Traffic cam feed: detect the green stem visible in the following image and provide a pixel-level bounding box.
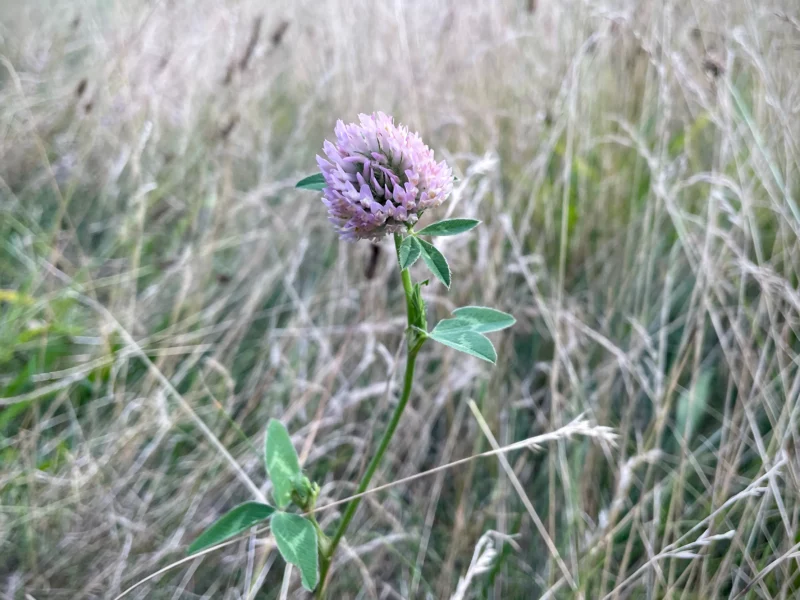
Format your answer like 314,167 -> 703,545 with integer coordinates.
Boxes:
397,238 -> 415,325
316,234 -> 422,596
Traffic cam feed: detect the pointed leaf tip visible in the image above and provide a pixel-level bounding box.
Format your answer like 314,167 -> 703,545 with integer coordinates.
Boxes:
188,502 -> 275,555
398,236 -> 422,270
296,173 -> 326,190
418,239 -> 451,288
417,218 -> 480,237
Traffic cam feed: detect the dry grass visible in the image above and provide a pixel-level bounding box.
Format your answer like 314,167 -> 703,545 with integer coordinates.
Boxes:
1,0 -> 800,598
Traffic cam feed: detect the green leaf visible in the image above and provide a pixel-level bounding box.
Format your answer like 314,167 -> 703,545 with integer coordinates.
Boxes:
451,306 -> 515,333
418,239 -> 451,288
675,370 -> 712,443
427,306 -> 514,363
417,218 -> 480,237
409,282 -> 427,331
271,512 -> 320,591
428,328 -> 497,363
188,502 -> 275,555
398,236 -> 422,270
265,419 -> 302,508
295,173 -> 326,190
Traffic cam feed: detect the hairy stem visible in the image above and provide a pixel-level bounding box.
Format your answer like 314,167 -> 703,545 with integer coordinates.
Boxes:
397,240 -> 415,324
316,234 -> 422,596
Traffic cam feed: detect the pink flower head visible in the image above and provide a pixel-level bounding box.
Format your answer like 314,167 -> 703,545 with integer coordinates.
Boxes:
316,112 -> 453,241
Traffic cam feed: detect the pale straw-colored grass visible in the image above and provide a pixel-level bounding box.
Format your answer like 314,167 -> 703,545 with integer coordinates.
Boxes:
1,0 -> 799,598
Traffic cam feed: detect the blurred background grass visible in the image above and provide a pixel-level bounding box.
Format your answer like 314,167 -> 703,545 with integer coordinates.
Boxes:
2,0 -> 800,598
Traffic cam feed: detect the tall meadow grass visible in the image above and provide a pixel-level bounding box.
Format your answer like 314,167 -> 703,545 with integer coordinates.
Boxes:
1,0 -> 799,597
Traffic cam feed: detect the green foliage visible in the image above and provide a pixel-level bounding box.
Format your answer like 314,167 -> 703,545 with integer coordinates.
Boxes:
417,218 -> 480,236
428,307 -> 515,364
417,239 -> 451,288
188,502 -> 275,555
429,327 -> 498,363
271,512 -> 320,591
451,306 -> 516,333
295,173 -> 326,190
398,236 -> 422,270
675,370 -> 712,445
5,14 -> 794,597
289,473 -> 320,512
265,419 -> 302,508
409,281 -> 428,332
